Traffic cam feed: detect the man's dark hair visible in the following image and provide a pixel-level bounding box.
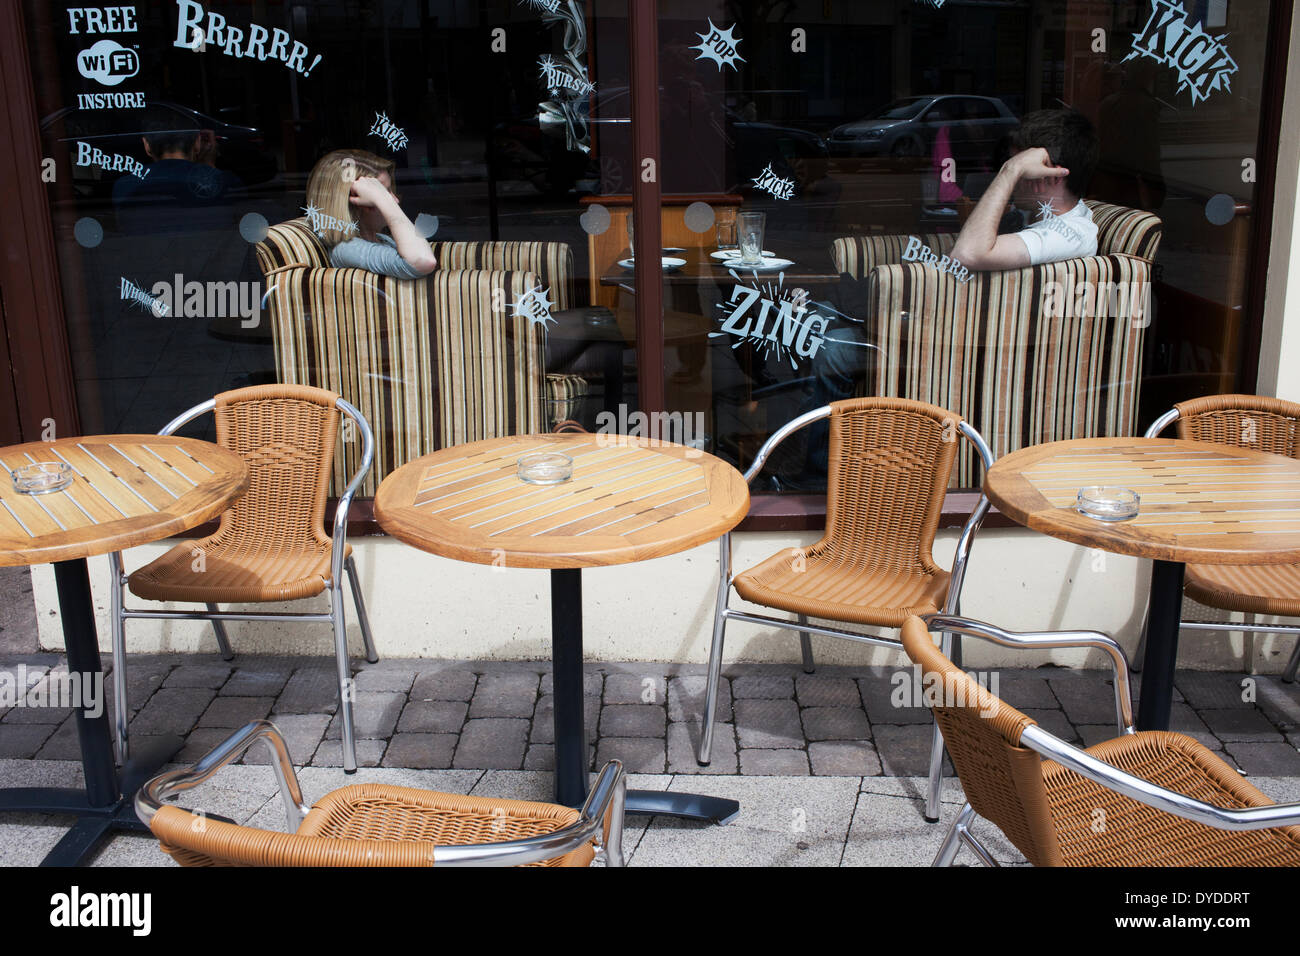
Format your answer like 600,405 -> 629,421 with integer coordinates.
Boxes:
142,113 -> 200,158
1012,109 -> 1099,197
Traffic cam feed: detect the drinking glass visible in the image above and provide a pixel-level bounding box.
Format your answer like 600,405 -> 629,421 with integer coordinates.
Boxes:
716,219 -> 737,252
738,212 -> 765,266
626,212 -> 634,257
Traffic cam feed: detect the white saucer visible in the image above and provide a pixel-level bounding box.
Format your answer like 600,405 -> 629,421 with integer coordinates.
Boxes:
619,257 -> 687,272
720,257 -> 796,272
711,249 -> 773,260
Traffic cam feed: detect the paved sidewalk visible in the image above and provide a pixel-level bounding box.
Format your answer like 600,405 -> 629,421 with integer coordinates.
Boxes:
2,651 -> 1297,777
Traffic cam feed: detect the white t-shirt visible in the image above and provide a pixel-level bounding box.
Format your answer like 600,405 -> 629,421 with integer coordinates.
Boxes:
1013,200 -> 1098,265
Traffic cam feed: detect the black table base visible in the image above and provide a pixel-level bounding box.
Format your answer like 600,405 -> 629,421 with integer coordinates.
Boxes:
0,560 -> 181,866
1136,559 -> 1186,731
550,568 -> 740,823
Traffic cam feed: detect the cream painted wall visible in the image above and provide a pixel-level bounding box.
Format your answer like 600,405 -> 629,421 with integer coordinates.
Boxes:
30,530 -> 1293,673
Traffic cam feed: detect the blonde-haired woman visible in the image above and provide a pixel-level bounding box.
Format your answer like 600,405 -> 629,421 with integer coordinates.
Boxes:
305,148 -> 437,278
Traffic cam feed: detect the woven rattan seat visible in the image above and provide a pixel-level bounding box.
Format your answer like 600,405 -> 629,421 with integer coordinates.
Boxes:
902,616 -> 1300,866
735,558 -> 949,626
130,536 -> 343,603
1144,393 -> 1300,681
151,786 -> 594,867
137,720 -> 627,867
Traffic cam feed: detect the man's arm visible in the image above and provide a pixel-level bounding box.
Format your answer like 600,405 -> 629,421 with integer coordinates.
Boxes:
950,147 -> 1069,271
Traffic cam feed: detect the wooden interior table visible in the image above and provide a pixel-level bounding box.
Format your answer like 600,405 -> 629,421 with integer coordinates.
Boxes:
375,433 -> 749,820
984,437 -> 1300,730
0,434 -> 247,865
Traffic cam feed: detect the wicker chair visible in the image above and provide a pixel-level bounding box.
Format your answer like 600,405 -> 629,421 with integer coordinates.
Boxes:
136,720 -> 626,866
1141,394 -> 1300,682
698,397 -> 994,824
109,385 -> 377,772
902,615 -> 1300,866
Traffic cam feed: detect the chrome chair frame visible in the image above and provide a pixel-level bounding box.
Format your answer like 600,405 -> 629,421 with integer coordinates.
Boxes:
136,720 -> 627,867
696,405 -> 995,825
109,396 -> 378,773
923,614 -> 1136,867
1139,407 -> 1300,682
922,615 -> 1300,867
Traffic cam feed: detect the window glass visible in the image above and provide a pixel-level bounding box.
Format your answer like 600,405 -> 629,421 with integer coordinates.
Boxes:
649,0 -> 1277,491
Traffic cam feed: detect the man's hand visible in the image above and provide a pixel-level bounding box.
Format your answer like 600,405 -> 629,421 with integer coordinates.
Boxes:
1008,147 -> 1069,196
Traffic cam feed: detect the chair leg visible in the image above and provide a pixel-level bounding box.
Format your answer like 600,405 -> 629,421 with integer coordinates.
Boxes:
932,802 -> 975,866
345,555 -> 379,664
1283,636 -> 1300,684
797,613 -> 815,674
329,582 -> 358,773
1243,615 -> 1256,675
697,600 -> 730,766
108,552 -> 129,765
206,605 -> 234,661
925,630 -> 956,823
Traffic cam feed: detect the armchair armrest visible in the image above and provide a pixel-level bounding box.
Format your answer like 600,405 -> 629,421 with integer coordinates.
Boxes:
136,719 -> 310,832
1020,724 -> 1300,831
923,613 -> 1134,735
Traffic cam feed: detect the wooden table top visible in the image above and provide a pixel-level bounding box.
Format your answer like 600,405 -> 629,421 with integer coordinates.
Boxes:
984,437 -> 1300,565
373,434 -> 750,569
0,435 -> 248,568
600,248 -> 842,287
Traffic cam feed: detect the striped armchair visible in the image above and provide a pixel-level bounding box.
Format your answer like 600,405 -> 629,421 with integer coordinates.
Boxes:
256,221 -> 553,495
831,201 -> 1163,486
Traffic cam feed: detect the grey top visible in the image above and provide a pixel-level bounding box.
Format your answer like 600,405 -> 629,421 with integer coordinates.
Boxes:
329,233 -> 426,280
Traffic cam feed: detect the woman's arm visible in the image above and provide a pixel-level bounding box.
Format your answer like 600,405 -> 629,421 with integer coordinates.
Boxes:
350,177 -> 438,275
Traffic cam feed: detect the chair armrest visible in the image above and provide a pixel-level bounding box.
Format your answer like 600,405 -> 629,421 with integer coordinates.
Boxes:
135,719 -> 310,832
331,397 -> 375,581
1145,408 -> 1179,438
431,761 -> 628,866
923,614 -> 1134,734
1020,724 -> 1300,831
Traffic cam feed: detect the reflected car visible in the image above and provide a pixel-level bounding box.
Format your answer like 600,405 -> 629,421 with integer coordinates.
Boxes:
827,95 -> 1017,160
40,101 -> 276,198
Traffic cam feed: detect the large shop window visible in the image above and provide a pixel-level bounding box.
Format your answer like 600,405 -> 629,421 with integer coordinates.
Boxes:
24,0 -> 1283,504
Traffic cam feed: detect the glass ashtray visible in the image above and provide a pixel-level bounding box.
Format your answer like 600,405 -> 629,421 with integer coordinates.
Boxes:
517,452 -> 573,485
1076,486 -> 1139,521
11,462 -> 73,495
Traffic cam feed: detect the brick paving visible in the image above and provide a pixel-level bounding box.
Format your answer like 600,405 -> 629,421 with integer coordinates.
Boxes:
0,651 -> 1296,778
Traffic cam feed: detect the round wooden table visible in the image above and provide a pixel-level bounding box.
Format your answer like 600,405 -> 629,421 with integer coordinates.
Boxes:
375,433 -> 749,819
0,434 -> 247,865
984,437 -> 1300,730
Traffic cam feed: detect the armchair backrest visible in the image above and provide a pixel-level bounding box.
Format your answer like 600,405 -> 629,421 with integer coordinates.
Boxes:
431,240 -> 575,310
829,200 -> 1162,279
255,218 -> 331,272
900,617 -> 1065,866
865,250 -> 1154,486
263,265 -> 546,496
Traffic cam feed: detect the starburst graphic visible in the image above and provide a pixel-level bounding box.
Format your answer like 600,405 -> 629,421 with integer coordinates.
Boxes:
1035,200 -> 1058,221
709,269 -> 829,370
690,19 -> 745,72
512,284 -> 557,332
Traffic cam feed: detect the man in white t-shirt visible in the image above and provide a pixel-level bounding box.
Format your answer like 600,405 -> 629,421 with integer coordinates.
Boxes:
950,109 -> 1101,269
